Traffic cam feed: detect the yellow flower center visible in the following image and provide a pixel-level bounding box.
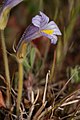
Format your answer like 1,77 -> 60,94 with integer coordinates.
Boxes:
41,29 -> 54,35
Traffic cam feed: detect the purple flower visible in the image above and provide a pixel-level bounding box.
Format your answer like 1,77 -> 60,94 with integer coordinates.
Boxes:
0,0 -> 23,29
2,0 -> 23,8
16,11 -> 61,51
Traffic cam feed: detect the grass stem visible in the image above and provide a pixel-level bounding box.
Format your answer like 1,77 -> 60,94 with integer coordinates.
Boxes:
49,48 -> 56,82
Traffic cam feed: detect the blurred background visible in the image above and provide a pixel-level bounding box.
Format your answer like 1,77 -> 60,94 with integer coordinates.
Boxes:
1,0 -> 80,81
0,0 -> 80,119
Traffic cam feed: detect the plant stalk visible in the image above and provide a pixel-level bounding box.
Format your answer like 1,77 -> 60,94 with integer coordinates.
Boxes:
1,30 -> 11,108
49,48 -> 56,82
17,62 -> 23,115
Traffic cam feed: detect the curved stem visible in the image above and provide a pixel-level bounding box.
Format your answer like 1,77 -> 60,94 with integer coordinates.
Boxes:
1,30 -> 11,108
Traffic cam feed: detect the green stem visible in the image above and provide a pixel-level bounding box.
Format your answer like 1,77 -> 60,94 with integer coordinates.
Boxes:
17,62 -> 23,115
1,30 -> 11,108
49,48 -> 56,82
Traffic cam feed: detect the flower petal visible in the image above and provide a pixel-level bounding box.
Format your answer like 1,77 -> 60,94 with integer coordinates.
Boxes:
50,35 -> 57,44
39,11 -> 49,28
39,11 -> 49,23
3,0 -> 23,8
16,24 -> 41,51
45,21 -> 62,35
21,25 -> 40,40
53,29 -> 61,35
41,31 -> 58,44
32,15 -> 41,27
32,11 -> 49,28
41,31 -> 53,39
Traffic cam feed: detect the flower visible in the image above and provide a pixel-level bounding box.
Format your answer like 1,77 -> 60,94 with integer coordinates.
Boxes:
32,11 -> 62,43
16,11 -> 61,51
0,0 -> 23,30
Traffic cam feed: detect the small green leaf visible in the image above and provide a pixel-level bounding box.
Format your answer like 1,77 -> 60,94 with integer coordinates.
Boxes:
23,58 -> 31,72
71,66 -> 80,83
